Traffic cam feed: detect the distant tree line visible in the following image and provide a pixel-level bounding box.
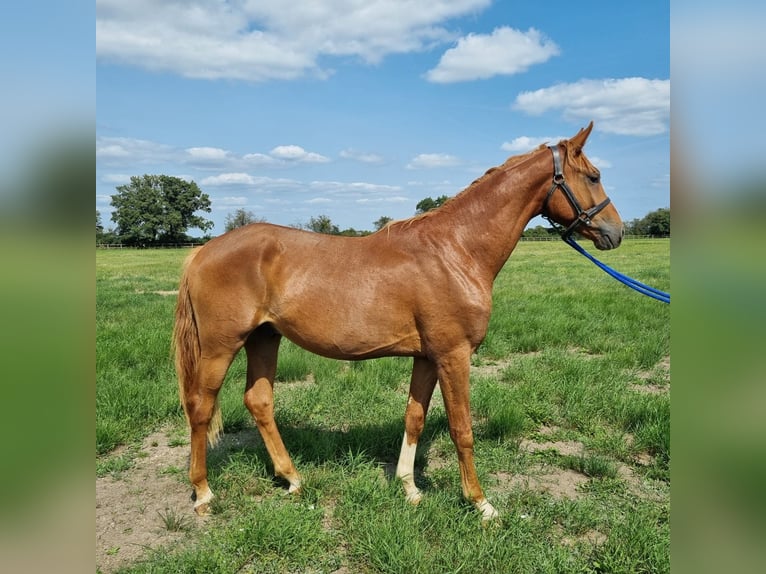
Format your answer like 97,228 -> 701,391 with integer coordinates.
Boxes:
519,207 -> 670,239
221,210 -> 393,237
624,207 -> 670,237
224,208 -> 265,231
97,178 -> 669,244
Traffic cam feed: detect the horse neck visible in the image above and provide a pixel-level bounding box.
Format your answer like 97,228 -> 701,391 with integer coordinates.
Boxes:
425,148 -> 552,280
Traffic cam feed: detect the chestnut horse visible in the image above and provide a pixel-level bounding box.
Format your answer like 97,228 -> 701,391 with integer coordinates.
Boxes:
173,122 -> 623,520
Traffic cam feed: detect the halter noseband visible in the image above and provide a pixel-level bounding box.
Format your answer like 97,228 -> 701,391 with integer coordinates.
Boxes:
542,145 -> 611,240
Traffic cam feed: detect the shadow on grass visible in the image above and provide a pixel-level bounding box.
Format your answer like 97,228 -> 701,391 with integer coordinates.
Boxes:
205,412 -> 452,495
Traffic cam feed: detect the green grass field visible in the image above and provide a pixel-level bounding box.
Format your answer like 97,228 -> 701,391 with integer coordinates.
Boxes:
97,239 -> 669,573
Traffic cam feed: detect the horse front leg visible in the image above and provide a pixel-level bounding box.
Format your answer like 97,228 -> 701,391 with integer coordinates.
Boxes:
396,357 -> 438,504
437,349 -> 499,521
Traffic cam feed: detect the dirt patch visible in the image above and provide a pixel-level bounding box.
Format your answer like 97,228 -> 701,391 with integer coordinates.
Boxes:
493,466 -> 589,500
515,429 -> 661,500
633,355 -> 670,394
496,427 -> 650,501
623,433 -> 655,467
630,382 -> 669,395
279,372 -> 316,390
470,352 -> 541,379
616,461 -> 667,502
536,424 -> 560,437
566,346 -> 605,359
554,524 -> 607,547
633,451 -> 654,466
519,438 -> 585,457
96,429 -> 201,573
470,359 -> 513,379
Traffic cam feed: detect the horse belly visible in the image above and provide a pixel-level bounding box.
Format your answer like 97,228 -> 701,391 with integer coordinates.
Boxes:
272,296 -> 422,360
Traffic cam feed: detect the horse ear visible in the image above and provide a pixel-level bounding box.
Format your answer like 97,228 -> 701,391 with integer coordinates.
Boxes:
569,121 -> 594,156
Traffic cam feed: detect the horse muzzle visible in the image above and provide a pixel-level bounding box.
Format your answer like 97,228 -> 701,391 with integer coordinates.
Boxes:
589,221 -> 624,251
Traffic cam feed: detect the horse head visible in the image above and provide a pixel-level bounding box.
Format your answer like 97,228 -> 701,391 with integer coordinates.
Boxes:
543,122 -> 624,250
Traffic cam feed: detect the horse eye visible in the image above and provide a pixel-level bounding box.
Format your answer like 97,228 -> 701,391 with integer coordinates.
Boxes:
588,174 -> 600,184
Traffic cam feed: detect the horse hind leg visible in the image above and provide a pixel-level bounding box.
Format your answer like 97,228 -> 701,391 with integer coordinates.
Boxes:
244,325 -> 302,494
396,357 -> 438,505
186,352 -> 237,515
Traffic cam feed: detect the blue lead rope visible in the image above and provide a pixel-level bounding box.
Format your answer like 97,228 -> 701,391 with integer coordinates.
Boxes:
563,237 -> 670,304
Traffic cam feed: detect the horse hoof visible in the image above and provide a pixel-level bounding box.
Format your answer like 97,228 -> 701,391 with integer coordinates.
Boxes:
287,483 -> 302,496
481,512 -> 500,524
405,491 -> 423,506
476,499 -> 499,522
194,502 -> 211,516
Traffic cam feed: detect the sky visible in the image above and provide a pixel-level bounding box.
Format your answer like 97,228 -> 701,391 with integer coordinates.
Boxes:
96,0 -> 670,235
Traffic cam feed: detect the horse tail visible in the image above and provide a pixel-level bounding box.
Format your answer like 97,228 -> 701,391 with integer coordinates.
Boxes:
172,248 -> 223,447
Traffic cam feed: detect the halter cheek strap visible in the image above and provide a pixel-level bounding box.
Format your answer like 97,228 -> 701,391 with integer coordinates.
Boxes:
542,146 -> 611,240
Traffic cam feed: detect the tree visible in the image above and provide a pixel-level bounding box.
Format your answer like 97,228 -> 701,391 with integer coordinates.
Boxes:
628,208 -> 670,237
624,218 -> 641,236
373,216 -> 393,230
305,214 -> 340,235
110,175 -> 212,245
224,208 -> 263,232
96,209 -> 104,236
415,195 -> 450,214
338,227 -> 369,237
641,207 -> 670,237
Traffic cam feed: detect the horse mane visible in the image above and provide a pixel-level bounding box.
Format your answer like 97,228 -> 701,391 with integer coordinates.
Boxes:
383,142 -> 551,232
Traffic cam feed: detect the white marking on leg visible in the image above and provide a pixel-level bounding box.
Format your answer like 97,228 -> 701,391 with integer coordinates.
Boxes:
193,489 -> 214,515
395,431 -> 422,504
475,498 -> 499,521
287,478 -> 302,494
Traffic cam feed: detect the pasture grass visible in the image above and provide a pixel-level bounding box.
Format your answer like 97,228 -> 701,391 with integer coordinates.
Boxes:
157,507 -> 194,533
96,239 -> 670,573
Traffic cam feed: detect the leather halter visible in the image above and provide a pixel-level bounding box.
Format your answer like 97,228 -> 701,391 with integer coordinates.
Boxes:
542,145 -> 611,240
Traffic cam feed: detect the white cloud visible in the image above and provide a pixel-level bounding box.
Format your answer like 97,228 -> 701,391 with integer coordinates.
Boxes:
426,27 -> 559,83
340,148 -> 385,164
407,153 -> 461,169
186,146 -> 230,160
199,173 -> 302,190
304,180 -> 406,206
97,0 -> 491,82
589,157 -> 612,169
243,152 -> 278,165
310,181 -> 402,193
100,173 -> 133,184
96,143 -> 129,158
270,145 -> 330,163
513,77 -> 670,136
651,173 -> 670,188
217,196 -> 249,206
356,196 -> 409,204
201,172 -> 257,186
97,135 -> 333,171
500,137 -> 612,168
96,136 -> 174,163
185,146 -> 233,168
501,135 -> 565,153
